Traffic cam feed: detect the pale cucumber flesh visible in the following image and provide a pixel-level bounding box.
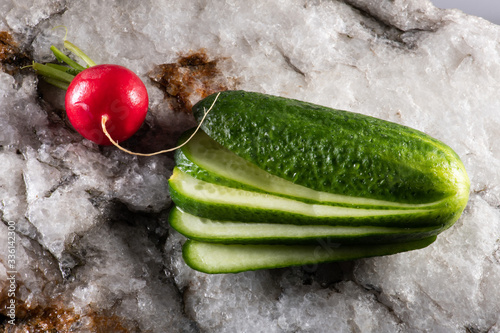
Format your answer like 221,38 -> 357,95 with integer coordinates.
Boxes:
182,236 -> 437,274
169,167 -> 460,229
169,207 -> 440,244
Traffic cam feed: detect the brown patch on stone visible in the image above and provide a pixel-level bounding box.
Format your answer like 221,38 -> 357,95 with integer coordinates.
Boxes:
0,32 -> 18,61
0,31 -> 29,74
149,49 -> 233,113
7,305 -> 82,332
1,301 -> 133,332
1,280 -> 132,333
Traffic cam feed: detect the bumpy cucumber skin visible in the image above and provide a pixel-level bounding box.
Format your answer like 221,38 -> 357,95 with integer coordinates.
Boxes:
169,207 -> 441,245
176,130 -> 460,213
192,91 -> 469,211
182,236 -> 437,274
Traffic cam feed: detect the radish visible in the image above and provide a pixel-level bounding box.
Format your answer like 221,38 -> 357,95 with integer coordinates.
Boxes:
33,36 -> 149,146
33,31 -> 218,153
65,64 -> 148,145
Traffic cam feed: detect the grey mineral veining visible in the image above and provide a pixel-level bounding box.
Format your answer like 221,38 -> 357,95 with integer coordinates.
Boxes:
1,0 -> 499,332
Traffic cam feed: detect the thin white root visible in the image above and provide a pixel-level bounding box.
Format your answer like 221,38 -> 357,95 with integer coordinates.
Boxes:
101,92 -> 221,156
52,25 -> 69,40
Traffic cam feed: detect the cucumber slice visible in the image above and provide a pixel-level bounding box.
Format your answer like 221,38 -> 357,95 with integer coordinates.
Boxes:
175,130 -> 449,210
169,167 -> 461,229
169,207 -> 441,245
182,236 -> 437,274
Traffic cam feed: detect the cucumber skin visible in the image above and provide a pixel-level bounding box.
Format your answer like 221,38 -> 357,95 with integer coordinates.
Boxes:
176,131 -> 458,210
169,207 -> 441,245
182,236 -> 437,274
168,168 -> 460,229
192,90 -> 469,209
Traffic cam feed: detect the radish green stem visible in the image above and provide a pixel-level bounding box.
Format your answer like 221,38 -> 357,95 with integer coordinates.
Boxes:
41,77 -> 70,90
50,45 -> 86,71
45,63 -> 72,71
45,63 -> 80,75
64,40 -> 97,67
33,62 -> 75,84
33,33 -> 98,90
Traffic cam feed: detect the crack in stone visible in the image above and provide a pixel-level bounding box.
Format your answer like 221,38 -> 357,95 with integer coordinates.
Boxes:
342,0 -> 433,32
414,281 -> 458,324
352,278 -> 406,328
477,192 -> 500,212
340,0 -> 436,50
102,202 -> 202,332
492,238 -> 500,265
279,50 -> 306,77
465,324 -> 493,333
17,2 -> 69,46
179,285 -> 203,333
47,174 -> 80,200
162,235 -> 203,333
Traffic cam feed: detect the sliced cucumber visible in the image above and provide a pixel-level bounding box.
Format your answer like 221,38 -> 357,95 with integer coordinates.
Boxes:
169,167 -> 460,229
182,236 -> 437,274
169,207 -> 440,244
167,91 -> 470,273
175,130 -> 451,210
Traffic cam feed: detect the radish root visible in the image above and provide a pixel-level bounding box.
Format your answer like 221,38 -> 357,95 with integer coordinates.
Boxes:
52,25 -> 69,40
102,92 -> 221,156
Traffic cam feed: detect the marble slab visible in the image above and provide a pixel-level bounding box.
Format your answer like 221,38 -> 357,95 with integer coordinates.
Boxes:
0,0 -> 499,332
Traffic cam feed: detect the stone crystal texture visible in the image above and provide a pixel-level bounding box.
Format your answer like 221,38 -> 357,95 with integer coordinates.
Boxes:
0,0 -> 499,332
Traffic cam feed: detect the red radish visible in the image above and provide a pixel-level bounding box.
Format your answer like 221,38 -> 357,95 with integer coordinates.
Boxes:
33,35 -> 215,155
65,64 -> 148,145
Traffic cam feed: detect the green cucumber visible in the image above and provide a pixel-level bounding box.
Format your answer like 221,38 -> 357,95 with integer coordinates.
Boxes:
168,90 -> 470,273
169,207 -> 441,245
182,236 -> 437,274
169,168 -> 459,229
192,91 -> 469,210
175,129 -> 458,210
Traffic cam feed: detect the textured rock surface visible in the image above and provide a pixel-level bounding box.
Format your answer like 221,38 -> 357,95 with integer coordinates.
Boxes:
1,0 -> 499,332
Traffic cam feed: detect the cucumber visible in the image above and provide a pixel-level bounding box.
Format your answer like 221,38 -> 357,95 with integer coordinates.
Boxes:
182,236 -> 437,274
167,90 -> 470,273
169,167 -> 459,229
192,91 -> 469,209
169,207 -> 441,245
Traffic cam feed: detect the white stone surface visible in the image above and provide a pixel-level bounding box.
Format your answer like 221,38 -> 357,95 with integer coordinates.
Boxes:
0,0 -> 499,332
